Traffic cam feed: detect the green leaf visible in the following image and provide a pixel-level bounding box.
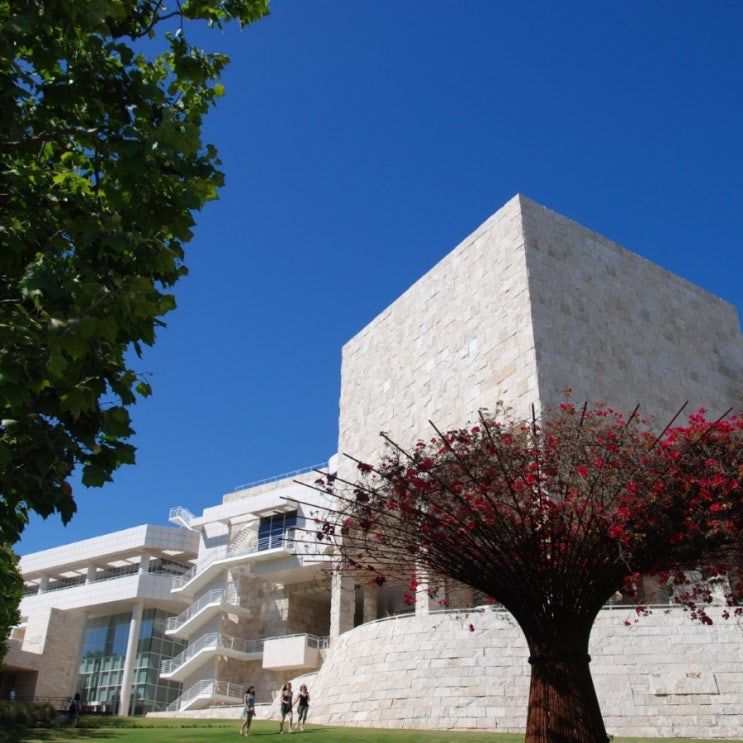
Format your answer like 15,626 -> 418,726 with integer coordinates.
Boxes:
0,0 -> 269,647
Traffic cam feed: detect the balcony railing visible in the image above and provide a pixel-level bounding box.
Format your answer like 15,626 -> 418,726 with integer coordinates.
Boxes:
161,632 -> 264,675
171,529 -> 297,591
165,585 -> 249,634
23,562 -> 191,597
264,632 -> 330,649
233,461 -> 329,492
166,678 -> 244,712
168,506 -> 195,527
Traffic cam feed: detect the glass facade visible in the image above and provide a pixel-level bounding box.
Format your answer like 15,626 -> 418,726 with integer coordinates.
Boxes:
77,609 -> 185,715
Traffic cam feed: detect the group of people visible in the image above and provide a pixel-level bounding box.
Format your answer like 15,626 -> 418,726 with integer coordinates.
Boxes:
240,682 -> 310,736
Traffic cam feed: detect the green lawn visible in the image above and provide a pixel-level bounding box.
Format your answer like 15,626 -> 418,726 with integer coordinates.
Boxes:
8,717 -> 741,743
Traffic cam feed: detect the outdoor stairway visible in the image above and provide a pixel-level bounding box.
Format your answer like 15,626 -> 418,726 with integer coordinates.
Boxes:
166,679 -> 244,712
164,585 -> 250,638
160,632 -> 264,680
170,527 -> 295,596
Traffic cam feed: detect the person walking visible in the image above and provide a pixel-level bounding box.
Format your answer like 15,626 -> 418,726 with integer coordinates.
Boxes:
296,684 -> 310,731
68,693 -> 81,727
278,681 -> 294,734
240,685 -> 256,736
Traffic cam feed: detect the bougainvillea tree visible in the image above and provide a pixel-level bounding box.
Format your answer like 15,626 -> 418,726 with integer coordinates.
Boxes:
310,400 -> 743,743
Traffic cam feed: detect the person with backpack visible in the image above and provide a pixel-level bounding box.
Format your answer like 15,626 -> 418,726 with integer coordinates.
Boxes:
68,693 -> 81,727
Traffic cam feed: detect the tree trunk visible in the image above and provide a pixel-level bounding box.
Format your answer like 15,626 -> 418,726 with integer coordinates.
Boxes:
524,629 -> 608,743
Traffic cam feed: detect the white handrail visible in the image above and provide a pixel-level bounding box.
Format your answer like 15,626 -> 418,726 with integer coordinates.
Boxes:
171,529 -> 299,590
168,506 -> 195,525
233,462 -> 330,492
161,632 -> 265,674
166,678 -> 244,712
166,584 -> 248,633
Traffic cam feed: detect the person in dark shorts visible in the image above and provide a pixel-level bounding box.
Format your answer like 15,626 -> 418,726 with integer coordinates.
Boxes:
279,681 -> 294,734
296,684 -> 310,731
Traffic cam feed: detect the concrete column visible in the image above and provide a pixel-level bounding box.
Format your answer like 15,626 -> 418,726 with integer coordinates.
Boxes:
38,575 -> 48,593
118,601 -> 143,716
415,565 -> 445,616
362,583 -> 378,623
86,566 -> 97,583
329,568 -> 355,642
139,553 -> 150,574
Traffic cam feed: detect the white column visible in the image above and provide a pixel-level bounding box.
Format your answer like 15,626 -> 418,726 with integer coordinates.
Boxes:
329,567 -> 355,642
118,602 -> 143,716
362,582 -> 378,623
415,564 -> 445,616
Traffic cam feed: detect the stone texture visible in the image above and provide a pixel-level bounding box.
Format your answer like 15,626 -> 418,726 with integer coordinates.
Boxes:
330,194 -> 743,737
338,194 -> 743,474
288,607 -> 742,739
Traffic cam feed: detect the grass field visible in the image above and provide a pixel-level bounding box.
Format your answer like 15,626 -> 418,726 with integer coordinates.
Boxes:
6,717 -> 740,743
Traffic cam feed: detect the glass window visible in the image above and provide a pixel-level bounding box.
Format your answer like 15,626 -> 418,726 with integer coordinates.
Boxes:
77,609 -> 185,715
257,511 -> 297,550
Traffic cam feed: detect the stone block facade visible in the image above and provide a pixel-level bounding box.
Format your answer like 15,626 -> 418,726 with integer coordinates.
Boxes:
339,194 -> 743,472
328,195 -> 743,737
291,607 -> 742,739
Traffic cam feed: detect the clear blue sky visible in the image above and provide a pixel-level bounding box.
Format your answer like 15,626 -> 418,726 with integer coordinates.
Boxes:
18,0 -> 743,555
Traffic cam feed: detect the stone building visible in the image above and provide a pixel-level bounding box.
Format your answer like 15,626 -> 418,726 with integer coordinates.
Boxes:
2,525 -> 199,714
321,194 -> 743,739
4,195 -> 742,736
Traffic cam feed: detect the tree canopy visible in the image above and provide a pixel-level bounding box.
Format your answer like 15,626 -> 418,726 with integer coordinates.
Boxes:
313,399 -> 743,743
0,0 -> 270,546
0,545 -> 21,665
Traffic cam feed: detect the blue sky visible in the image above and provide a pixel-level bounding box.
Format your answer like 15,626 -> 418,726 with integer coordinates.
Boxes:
18,1 -> 743,555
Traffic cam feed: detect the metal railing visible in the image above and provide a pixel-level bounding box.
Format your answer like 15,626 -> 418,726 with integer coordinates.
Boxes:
23,561 -> 191,597
171,529 -> 296,590
161,632 -> 264,675
263,632 -> 330,650
166,679 -> 244,713
233,462 -> 330,492
165,585 -> 248,633
168,506 -> 195,526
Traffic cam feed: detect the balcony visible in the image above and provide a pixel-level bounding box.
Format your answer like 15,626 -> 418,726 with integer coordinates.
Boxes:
262,633 -> 329,671
170,530 -> 294,595
168,506 -> 195,529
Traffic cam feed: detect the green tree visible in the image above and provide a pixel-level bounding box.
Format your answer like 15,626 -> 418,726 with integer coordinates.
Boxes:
0,544 -> 21,665
315,401 -> 743,743
0,0 -> 270,546
0,0 -> 269,654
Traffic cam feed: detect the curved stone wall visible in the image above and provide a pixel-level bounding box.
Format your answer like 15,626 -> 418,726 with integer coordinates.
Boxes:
286,606 -> 742,739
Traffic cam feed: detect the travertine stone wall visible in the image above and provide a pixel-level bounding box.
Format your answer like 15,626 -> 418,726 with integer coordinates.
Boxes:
338,195 -> 537,471
338,194 -> 743,472
330,195 -> 743,738
30,607 -> 86,699
290,608 -> 742,739
286,587 -> 330,637
519,196 -> 743,422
